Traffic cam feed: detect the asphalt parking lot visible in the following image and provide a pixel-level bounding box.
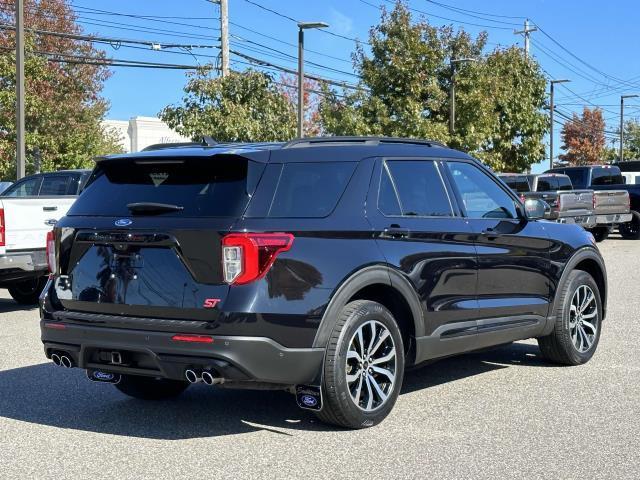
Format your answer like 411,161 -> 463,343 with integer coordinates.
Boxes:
0,236 -> 638,480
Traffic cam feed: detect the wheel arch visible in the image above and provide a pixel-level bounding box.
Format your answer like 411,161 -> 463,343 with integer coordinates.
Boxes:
312,265 -> 424,364
552,247 -> 607,322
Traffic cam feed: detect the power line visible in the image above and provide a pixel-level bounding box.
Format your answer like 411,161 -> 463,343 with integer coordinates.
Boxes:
241,0 -> 371,45
422,0 -> 527,21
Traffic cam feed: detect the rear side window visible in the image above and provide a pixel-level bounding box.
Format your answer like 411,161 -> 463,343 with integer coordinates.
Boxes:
68,156 -> 262,217
556,176 -> 573,191
536,176 -> 556,192
379,160 -> 453,217
592,167 -> 623,185
268,162 -> 355,218
2,176 -> 42,197
40,174 -> 73,196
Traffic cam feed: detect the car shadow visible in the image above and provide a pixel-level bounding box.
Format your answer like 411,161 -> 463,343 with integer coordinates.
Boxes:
0,297 -> 38,314
0,342 -> 549,439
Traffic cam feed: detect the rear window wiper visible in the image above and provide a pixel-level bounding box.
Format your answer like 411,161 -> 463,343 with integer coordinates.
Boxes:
127,202 -> 184,214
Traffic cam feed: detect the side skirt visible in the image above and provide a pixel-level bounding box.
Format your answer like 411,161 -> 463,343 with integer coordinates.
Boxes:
413,315 -> 548,364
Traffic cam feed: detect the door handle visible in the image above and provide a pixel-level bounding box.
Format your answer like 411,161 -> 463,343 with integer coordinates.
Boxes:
44,219 -> 57,226
43,206 -> 58,211
481,228 -> 500,239
382,227 -> 410,239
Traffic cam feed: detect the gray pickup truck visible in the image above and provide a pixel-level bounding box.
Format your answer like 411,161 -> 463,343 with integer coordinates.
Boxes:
546,166 -> 632,241
498,173 -> 596,228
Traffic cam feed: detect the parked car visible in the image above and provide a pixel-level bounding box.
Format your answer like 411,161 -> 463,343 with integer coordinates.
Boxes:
0,181 -> 12,194
498,173 -> 596,228
546,165 -> 633,241
41,137 -> 607,429
0,169 -> 90,304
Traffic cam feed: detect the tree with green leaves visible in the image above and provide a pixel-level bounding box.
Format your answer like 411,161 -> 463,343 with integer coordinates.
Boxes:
160,69 -> 296,142
623,118 -> 640,160
0,0 -> 122,180
319,1 -> 548,172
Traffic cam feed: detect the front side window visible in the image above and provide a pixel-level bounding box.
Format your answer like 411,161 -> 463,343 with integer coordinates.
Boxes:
446,162 -> 517,219
1,176 -> 42,197
378,160 -> 453,217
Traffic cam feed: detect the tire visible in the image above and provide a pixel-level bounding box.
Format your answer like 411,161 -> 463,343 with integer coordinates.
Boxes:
115,375 -> 190,400
619,210 -> 640,240
8,277 -> 48,305
589,227 -> 609,243
538,270 -> 602,365
315,300 -> 405,429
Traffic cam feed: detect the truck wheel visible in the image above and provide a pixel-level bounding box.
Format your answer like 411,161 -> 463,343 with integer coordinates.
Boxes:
315,300 -> 405,429
115,375 -> 190,400
619,211 -> 640,240
538,270 -> 602,366
589,227 -> 609,243
8,277 -> 48,305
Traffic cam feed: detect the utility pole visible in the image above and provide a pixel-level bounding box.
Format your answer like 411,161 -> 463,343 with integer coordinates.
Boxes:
621,94 -> 639,162
514,19 -> 537,59
15,0 -> 25,180
220,0 -> 229,76
297,22 -> 328,138
449,58 -> 477,136
549,79 -> 570,169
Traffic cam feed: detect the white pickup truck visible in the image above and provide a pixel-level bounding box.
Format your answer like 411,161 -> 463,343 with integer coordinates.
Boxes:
0,169 -> 90,304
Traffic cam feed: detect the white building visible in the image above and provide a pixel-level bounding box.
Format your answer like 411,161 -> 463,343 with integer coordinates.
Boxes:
103,116 -> 190,153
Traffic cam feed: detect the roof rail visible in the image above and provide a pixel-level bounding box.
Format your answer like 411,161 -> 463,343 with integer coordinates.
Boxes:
141,136 -> 217,152
282,136 -> 448,149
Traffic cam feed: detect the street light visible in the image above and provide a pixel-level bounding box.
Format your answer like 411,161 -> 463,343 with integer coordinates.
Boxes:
620,94 -> 639,162
449,57 -> 477,136
297,21 -> 329,138
549,79 -> 570,169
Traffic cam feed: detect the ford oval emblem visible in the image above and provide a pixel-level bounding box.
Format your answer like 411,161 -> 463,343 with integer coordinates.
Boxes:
115,218 -> 132,227
301,395 -> 318,407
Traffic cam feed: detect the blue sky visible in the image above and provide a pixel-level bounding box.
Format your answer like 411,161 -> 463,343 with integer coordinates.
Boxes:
71,0 -> 640,171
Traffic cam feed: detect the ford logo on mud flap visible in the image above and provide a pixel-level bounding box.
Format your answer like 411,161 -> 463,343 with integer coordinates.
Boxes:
301,395 -> 318,407
115,218 -> 132,227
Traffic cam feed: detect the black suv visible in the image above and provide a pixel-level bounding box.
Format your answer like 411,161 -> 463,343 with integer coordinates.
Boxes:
40,137 -> 607,429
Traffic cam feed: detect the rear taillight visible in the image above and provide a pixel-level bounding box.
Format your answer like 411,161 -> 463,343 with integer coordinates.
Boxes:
222,233 -> 294,285
0,208 -> 4,247
46,230 -> 56,274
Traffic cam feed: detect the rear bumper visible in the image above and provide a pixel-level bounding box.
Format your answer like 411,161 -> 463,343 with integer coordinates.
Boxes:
0,249 -> 47,283
40,320 -> 324,386
594,213 -> 632,226
557,214 -> 597,227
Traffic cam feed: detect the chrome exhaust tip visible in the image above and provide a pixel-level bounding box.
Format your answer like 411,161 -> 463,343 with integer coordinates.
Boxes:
51,353 -> 61,366
184,369 -> 200,384
60,355 -> 73,368
201,371 -> 214,385
201,371 -> 223,386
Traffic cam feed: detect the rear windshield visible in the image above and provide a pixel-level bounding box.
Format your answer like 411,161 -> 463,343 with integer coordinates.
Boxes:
68,156 -> 264,217
500,176 -> 530,193
556,176 -> 573,190
592,167 -> 624,185
268,162 -> 356,218
536,176 -> 555,192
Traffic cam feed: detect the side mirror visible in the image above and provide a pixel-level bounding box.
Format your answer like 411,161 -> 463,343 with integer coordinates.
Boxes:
524,198 -> 549,220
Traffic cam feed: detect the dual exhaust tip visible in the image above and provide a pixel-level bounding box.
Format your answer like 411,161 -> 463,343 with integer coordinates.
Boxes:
185,369 -> 223,386
51,353 -> 73,368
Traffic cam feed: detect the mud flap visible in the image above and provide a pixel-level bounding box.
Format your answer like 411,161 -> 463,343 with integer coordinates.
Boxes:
295,385 -> 323,411
86,369 -> 121,384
